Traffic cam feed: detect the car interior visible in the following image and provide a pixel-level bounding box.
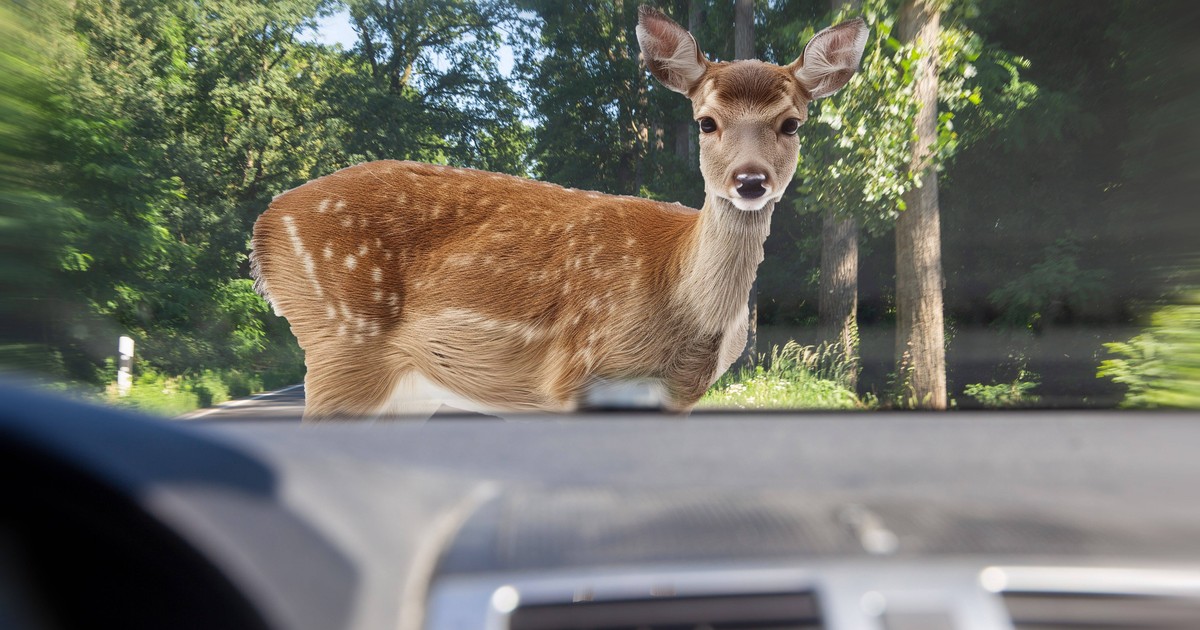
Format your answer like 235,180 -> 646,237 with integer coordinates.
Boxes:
4,382 -> 1200,630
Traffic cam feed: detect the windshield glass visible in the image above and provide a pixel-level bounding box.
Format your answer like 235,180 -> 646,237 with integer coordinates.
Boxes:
2,0 -> 1196,419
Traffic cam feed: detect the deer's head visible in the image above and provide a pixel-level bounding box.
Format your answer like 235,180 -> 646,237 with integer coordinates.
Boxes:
636,6 -> 867,211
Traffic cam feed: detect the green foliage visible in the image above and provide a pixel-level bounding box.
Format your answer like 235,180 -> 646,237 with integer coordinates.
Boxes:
8,0 -> 532,398
699,341 -> 865,410
789,0 -> 920,227
517,2 -> 657,197
104,366 -> 270,416
337,0 -> 531,172
988,236 -> 1107,330
1098,290 -> 1200,408
785,0 -> 1019,230
963,368 -> 1040,407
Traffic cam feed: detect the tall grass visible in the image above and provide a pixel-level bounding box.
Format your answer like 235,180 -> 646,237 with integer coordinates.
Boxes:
698,341 -> 866,410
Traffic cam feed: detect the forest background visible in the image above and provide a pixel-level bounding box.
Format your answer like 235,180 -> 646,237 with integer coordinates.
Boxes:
1,0 -> 1196,412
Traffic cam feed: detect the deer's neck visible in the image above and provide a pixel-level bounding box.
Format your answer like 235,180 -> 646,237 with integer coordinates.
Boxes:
675,194 -> 774,333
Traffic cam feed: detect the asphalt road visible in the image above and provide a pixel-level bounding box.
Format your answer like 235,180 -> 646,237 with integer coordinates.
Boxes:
178,384 -> 306,421
176,384 -> 497,421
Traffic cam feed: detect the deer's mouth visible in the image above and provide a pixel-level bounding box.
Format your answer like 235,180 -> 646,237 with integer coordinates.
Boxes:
726,185 -> 775,211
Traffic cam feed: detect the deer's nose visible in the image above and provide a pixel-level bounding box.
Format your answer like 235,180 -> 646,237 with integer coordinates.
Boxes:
734,172 -> 768,199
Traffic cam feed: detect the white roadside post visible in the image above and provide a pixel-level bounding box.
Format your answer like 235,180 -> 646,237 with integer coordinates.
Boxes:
117,335 -> 134,397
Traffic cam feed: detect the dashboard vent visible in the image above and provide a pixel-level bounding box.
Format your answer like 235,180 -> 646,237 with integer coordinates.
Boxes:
1003,591 -> 1200,629
508,591 -> 822,630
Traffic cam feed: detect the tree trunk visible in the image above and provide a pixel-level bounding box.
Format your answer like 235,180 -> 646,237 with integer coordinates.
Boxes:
895,0 -> 947,409
734,0 -> 758,368
687,0 -> 702,165
819,0 -> 862,389
734,0 -> 754,59
819,214 -> 859,388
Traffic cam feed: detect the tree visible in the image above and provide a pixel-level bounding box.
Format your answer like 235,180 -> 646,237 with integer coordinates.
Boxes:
517,1 -> 648,194
775,0 -> 923,390
0,0 -> 91,379
817,0 -> 862,389
337,0 -> 530,173
895,0 -> 946,408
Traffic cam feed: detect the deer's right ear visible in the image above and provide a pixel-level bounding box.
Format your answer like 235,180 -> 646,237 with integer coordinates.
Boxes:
637,5 -> 708,95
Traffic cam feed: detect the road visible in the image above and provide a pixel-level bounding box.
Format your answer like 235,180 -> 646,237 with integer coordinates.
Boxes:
178,384 -> 306,421
176,384 -> 496,421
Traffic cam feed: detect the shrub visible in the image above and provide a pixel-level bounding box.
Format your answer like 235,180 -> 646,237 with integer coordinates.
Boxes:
963,368 -> 1041,408
1098,290 -> 1200,408
699,341 -> 864,410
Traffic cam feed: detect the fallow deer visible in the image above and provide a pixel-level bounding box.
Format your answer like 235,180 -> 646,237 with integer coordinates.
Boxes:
250,6 -> 867,419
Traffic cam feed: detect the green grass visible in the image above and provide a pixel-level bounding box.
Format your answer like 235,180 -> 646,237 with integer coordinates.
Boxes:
103,367 -> 271,417
698,341 -> 866,410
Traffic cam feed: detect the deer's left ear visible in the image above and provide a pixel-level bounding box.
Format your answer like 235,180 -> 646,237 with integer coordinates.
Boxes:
790,18 -> 868,100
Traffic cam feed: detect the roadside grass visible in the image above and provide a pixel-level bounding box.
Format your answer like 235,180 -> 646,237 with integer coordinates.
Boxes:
97,367 -> 278,416
698,340 -> 867,410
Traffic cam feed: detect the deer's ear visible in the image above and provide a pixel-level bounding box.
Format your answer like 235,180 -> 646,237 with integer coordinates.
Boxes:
790,18 -> 868,100
636,5 -> 708,95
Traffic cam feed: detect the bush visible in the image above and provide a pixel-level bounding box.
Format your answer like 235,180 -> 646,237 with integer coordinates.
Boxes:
106,366 -> 277,416
1098,290 -> 1200,408
963,368 -> 1041,408
698,341 -> 865,410
108,367 -> 201,417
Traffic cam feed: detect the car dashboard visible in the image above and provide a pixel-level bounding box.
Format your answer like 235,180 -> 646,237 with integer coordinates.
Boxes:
3,382 -> 1200,630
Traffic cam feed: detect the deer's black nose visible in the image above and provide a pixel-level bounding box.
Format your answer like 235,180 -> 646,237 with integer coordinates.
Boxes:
735,173 -> 768,199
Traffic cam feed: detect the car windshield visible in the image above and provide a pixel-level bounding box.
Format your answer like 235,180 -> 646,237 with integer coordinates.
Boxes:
1,0 -> 1196,419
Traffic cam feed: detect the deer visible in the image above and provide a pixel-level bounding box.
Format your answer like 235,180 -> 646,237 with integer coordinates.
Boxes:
250,6 -> 867,420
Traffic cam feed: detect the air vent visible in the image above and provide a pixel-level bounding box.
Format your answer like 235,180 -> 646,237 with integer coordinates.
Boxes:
508,591 -> 822,630
1003,591 -> 1200,629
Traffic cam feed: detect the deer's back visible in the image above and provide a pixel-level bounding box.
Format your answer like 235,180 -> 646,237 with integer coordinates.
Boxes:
251,160 -> 698,351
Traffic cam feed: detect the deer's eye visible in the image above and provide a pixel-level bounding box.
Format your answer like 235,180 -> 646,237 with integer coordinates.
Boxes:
781,118 -> 802,135
698,117 -> 718,134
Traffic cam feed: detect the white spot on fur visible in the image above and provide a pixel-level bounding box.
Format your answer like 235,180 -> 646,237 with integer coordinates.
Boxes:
372,289 -> 382,302
281,216 -> 302,254
323,245 -> 333,260
334,200 -> 347,212
281,217 -> 324,298
345,255 -> 357,270
372,267 -> 382,283
446,253 -> 473,267
317,200 -> 331,213
340,216 -> 353,228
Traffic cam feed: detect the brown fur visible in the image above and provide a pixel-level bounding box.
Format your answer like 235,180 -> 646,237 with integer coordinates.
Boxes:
250,8 -> 866,419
